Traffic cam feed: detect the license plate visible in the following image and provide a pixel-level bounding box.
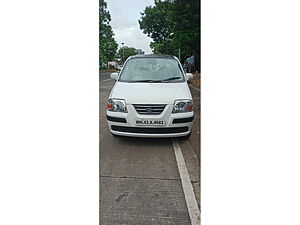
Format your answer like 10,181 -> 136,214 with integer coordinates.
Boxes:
136,120 -> 165,126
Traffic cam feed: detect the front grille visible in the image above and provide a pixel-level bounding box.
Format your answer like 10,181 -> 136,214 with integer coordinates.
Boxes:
133,104 -> 166,115
111,125 -> 188,134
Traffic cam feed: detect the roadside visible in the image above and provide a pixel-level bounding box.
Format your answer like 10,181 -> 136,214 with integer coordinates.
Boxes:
185,73 -> 201,211
100,69 -> 117,73
187,73 -> 201,161
189,73 -> 201,89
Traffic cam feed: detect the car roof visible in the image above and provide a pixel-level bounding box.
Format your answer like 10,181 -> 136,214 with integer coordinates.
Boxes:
130,54 -> 175,59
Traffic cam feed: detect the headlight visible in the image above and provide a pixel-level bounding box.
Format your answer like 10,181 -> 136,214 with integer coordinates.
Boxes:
107,99 -> 127,113
172,99 -> 193,113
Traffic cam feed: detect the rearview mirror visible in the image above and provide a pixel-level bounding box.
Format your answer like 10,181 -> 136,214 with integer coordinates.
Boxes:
186,73 -> 193,81
110,72 -> 119,80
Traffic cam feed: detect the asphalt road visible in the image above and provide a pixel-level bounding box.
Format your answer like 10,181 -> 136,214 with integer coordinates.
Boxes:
100,72 -> 200,225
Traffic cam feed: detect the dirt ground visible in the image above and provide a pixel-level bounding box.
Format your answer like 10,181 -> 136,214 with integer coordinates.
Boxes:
189,73 -> 201,89
100,69 -> 117,73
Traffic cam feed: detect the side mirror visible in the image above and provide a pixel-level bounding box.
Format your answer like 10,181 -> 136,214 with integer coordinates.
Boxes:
110,72 -> 119,80
186,73 -> 193,81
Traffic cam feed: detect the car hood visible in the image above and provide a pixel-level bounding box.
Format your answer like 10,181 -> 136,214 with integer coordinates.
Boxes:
110,82 -> 192,104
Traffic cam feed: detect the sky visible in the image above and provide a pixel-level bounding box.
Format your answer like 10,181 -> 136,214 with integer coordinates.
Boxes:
106,0 -> 155,54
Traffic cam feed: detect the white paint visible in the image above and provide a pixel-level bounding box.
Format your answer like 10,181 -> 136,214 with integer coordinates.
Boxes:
172,139 -> 201,225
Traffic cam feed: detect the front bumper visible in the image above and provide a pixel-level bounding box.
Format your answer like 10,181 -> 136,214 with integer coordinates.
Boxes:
106,104 -> 194,138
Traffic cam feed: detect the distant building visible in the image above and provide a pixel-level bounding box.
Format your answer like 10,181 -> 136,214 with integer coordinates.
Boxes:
135,49 -> 145,55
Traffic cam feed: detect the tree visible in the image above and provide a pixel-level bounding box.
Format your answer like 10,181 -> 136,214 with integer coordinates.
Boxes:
139,0 -> 200,71
171,0 -> 200,71
139,0 -> 173,43
117,47 -> 137,63
139,0 -> 175,55
99,0 -> 118,68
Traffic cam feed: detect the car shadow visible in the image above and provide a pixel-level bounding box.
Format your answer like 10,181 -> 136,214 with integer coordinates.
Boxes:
113,135 -> 173,146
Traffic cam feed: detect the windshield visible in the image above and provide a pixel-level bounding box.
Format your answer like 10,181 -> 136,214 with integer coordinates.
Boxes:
118,58 -> 185,83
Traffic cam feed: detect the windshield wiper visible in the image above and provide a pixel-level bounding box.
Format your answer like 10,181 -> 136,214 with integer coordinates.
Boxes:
130,79 -> 158,83
158,76 -> 183,82
129,77 -> 182,83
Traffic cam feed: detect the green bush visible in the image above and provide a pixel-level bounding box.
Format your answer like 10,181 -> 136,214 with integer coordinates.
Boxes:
99,65 -> 107,70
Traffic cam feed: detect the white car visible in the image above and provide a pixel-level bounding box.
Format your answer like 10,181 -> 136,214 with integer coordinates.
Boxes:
106,54 -> 194,138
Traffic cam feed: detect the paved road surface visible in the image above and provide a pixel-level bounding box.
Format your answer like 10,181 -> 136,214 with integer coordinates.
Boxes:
100,72 -> 200,225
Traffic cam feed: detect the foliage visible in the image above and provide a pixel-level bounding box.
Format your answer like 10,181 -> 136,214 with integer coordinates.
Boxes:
139,0 -> 200,71
99,0 -> 118,67
171,0 -> 200,70
100,65 -> 107,70
117,46 -> 138,63
139,0 -> 173,43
